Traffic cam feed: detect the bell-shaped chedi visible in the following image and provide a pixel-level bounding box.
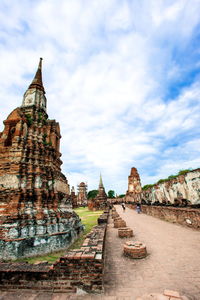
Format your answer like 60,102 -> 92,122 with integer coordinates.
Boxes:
126,167 -> 142,202
0,59 -> 82,260
88,174 -> 108,211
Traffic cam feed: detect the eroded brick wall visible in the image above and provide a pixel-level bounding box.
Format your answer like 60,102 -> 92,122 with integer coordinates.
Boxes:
129,204 -> 200,229
141,169 -> 200,206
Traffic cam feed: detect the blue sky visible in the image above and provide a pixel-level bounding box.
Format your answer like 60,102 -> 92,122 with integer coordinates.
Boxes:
0,0 -> 200,194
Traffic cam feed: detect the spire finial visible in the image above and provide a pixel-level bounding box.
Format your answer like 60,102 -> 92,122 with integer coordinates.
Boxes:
99,173 -> 103,187
39,57 -> 43,68
28,58 -> 45,93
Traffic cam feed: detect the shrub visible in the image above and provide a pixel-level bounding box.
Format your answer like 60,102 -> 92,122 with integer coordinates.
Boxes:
25,114 -> 33,126
178,169 -> 192,176
142,184 -> 154,190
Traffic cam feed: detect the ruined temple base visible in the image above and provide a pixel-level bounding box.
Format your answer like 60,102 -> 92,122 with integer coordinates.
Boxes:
0,209 -> 83,260
118,227 -> 133,238
114,218 -> 126,228
124,241 -> 147,259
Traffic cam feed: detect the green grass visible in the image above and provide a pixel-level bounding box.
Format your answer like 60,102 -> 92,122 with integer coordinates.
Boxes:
68,207 -> 103,250
15,207 -> 103,264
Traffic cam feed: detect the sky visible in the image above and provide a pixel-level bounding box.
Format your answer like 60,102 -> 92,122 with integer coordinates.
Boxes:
0,0 -> 200,194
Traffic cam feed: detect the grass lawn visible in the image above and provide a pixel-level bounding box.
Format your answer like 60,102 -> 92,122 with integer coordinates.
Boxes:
69,207 -> 103,250
16,207 -> 103,264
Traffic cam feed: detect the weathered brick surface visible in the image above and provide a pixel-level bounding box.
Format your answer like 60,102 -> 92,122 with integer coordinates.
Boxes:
126,167 -> 142,202
112,211 -> 119,219
0,60 -> 83,259
0,212 -> 108,293
132,205 -> 200,229
114,217 -> 126,228
98,210 -> 109,224
141,169 -> 200,206
77,182 -> 87,206
118,227 -> 133,238
123,241 -> 147,259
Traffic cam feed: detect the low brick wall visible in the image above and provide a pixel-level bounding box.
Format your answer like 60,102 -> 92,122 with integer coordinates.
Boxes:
129,204 -> 200,229
0,212 -> 109,293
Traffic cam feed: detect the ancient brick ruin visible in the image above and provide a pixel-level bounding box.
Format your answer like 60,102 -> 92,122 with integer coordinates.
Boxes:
126,167 -> 142,202
0,211 -> 109,293
70,186 -> 78,208
77,182 -> 87,206
125,167 -> 200,207
123,241 -> 147,259
88,174 -> 108,210
141,168 -> 200,207
0,59 -> 82,260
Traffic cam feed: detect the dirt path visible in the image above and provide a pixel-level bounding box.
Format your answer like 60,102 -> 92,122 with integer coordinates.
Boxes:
1,206 -> 199,299
103,205 -> 200,299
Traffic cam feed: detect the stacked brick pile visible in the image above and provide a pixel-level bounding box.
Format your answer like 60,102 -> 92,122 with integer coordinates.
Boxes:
98,210 -> 109,224
114,217 -> 126,228
124,241 -> 147,259
118,227 -> 133,238
112,211 -> 119,219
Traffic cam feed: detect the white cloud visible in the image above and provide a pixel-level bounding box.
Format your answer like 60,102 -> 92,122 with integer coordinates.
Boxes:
0,0 -> 200,193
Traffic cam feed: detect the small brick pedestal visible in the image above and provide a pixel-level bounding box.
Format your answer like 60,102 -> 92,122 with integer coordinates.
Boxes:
124,241 -> 147,259
114,218 -> 126,228
112,212 -> 119,219
118,227 -> 133,238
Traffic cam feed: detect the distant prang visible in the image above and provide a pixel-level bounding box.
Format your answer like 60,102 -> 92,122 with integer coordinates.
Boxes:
0,59 -> 83,259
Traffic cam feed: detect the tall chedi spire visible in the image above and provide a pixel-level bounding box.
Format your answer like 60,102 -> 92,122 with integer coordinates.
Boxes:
28,58 -> 45,92
22,58 -> 47,111
0,58 -> 83,260
88,173 -> 107,211
99,173 -> 104,188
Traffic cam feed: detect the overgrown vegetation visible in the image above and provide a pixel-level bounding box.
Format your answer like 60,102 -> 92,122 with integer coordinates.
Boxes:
42,133 -> 52,146
25,114 -> 33,126
142,184 -> 154,191
38,112 -> 43,121
68,207 -> 103,250
15,207 -> 102,264
142,168 -> 195,190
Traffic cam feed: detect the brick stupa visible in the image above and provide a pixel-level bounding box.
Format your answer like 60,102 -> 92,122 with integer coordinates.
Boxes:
88,174 -> 107,210
0,59 -> 82,259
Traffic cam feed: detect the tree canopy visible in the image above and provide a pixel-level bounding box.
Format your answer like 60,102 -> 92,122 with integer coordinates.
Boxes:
108,190 -> 115,198
118,194 -> 125,198
87,190 -> 98,199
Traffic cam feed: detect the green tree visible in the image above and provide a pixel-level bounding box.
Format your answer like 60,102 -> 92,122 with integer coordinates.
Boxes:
118,194 -> 125,198
108,190 -> 115,198
87,190 -> 98,199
